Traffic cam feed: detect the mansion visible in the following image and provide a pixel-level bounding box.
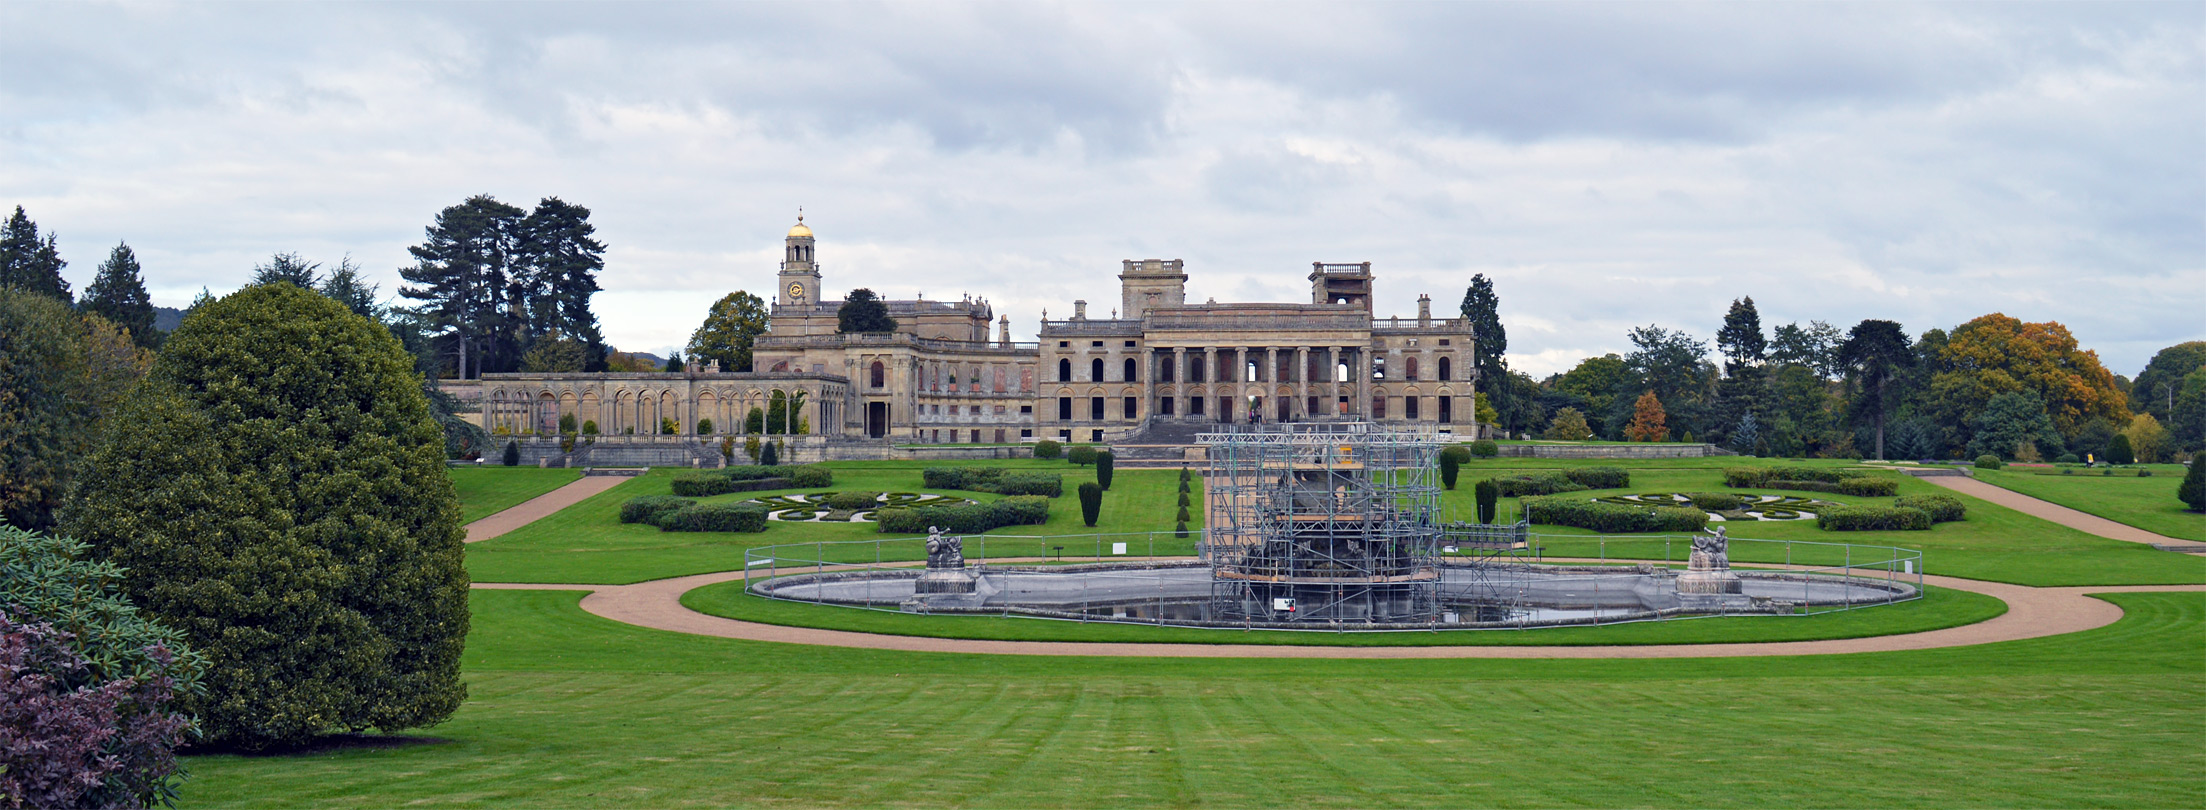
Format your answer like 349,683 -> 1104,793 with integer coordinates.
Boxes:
480,218 -> 1480,450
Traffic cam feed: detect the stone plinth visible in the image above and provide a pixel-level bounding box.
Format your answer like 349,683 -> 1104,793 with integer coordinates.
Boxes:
913,568 -> 979,594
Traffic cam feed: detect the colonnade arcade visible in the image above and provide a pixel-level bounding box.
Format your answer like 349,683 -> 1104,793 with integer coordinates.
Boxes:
480,375 -> 850,437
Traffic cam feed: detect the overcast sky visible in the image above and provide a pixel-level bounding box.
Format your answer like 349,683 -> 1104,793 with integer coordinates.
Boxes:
4,1 -> 2200,376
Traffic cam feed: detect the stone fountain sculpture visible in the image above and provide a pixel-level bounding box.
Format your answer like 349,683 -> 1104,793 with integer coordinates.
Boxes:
1676,525 -> 1745,597
913,526 -> 980,597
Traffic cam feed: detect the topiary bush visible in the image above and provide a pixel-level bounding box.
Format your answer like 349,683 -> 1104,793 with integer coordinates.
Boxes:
1175,521 -> 1189,539
1439,452 -> 1460,490
0,526 -> 201,809
2107,433 -> 2135,465
759,441 -> 780,466
60,282 -> 469,750
1975,455 -> 2002,470
1894,494 -> 1966,523
1468,440 -> 1499,458
1078,481 -> 1103,526
1521,496 -> 1708,533
621,495 -> 695,525
1564,466 -> 1630,490
788,465 -> 833,488
1096,451 -> 1115,491
2180,460 -> 2205,512
502,438 -> 520,466
1474,479 -> 1499,524
656,502 -> 768,533
582,419 -> 598,435
1685,492 -> 1744,511
1066,445 -> 1099,466
1817,505 -> 1932,531
1032,439 -> 1063,460
875,496 -> 1050,534
823,491 -> 882,510
1177,505 -> 1191,524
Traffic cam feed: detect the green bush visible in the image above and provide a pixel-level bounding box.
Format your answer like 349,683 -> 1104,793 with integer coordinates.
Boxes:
1686,492 -> 1744,511
1817,505 -> 1932,531
696,418 -> 713,435
1724,466 -> 1854,487
582,419 -> 598,435
1894,494 -> 1966,523
2055,453 -> 2080,464
875,496 -> 1050,534
2108,433 -> 2135,465
1096,451 -> 1115,490
2180,461 -> 2205,512
1175,521 -> 1189,539
1494,471 -> 1589,497
60,282 -> 468,750
1975,455 -> 2002,470
1468,440 -> 1500,458
922,467 -> 1061,496
1078,481 -> 1103,526
1564,466 -> 1630,490
669,472 -> 731,496
1180,467 -> 1192,482
502,439 -> 520,466
759,441 -> 779,466
789,465 -> 832,488
1066,445 -> 1099,466
0,289 -> 146,531
621,494 -> 695,525
823,491 -> 881,510
1836,477 -> 1900,497
1474,479 -> 1499,524
559,413 -> 577,433
1177,490 -> 1192,508
1032,439 -> 1063,459
1176,505 -> 1191,523
1522,496 -> 1708,533
1439,452 -> 1460,490
657,502 -> 768,533
1441,445 -> 1473,465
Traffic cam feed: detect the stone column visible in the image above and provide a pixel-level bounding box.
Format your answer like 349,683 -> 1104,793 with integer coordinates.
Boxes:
1295,347 -> 1309,418
1356,348 -> 1373,418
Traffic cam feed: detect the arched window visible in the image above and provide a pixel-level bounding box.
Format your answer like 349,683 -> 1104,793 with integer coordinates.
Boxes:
1438,357 -> 1452,381
1124,357 -> 1138,382
870,361 -> 886,388
1057,358 -> 1071,382
1406,357 -> 1420,381
1090,358 -> 1104,381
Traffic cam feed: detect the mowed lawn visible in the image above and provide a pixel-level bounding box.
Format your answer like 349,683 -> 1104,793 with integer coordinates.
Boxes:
1975,465 -> 2203,541
465,461 -> 1200,584
167,453 -> 2206,808
448,466 -> 585,524
177,589 -> 2206,808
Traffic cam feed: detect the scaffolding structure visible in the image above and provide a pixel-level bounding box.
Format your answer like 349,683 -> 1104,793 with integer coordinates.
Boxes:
1201,423 -> 1452,623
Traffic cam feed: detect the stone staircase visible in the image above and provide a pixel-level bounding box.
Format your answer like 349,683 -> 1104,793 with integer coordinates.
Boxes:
1109,417 -> 1222,469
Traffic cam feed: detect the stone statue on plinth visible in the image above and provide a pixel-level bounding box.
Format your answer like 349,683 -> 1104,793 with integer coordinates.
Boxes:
913,526 -> 979,597
1677,525 -> 1744,595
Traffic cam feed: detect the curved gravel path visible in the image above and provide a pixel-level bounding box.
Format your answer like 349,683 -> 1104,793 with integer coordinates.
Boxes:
1922,475 -> 2205,548
469,564 -> 2206,659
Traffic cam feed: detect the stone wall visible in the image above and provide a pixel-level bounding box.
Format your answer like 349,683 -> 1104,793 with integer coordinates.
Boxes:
1496,443 -> 1726,459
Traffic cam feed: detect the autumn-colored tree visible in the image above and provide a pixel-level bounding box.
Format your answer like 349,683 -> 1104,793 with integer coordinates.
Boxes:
1544,407 -> 1595,441
2123,414 -> 2169,464
1624,391 -> 1668,442
1927,314 -> 2129,446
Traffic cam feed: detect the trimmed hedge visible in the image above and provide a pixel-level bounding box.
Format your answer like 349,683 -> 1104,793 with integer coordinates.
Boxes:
1032,440 -> 1062,459
875,495 -> 1051,535
1725,467 -> 1896,496
1974,455 -> 2002,470
620,495 -> 695,525
1494,471 -> 1589,497
1836,477 -> 1900,497
1894,494 -> 1966,523
1522,496 -> 1708,533
1817,505 -> 1931,531
789,465 -> 832,488
1685,492 -> 1744,511
657,502 -> 768,533
922,467 -> 1066,497
1565,466 -> 1630,490
668,464 -> 830,496
1468,440 -> 1499,458
1066,445 -> 1099,466
823,491 -> 881,510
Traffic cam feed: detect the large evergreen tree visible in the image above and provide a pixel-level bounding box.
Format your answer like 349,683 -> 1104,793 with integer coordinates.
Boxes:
0,291 -> 150,531
400,195 -> 527,378
519,197 -> 608,371
1459,274 -> 1510,427
319,256 -> 382,318
0,206 -> 71,302
1715,297 -> 1766,374
1707,297 -> 1767,448
80,241 -> 159,348
1838,319 -> 1915,460
62,283 -> 470,750
250,252 -> 321,288
688,290 -> 769,372
837,288 -> 897,333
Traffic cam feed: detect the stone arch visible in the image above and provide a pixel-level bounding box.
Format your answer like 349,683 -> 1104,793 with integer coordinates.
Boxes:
1438,356 -> 1452,381
1057,358 -> 1071,382
1089,357 -> 1104,382
870,360 -> 886,388
1406,356 -> 1420,381
697,390 -> 719,433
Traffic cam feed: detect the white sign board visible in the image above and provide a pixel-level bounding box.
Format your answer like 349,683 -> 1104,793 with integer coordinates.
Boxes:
1272,598 -> 1296,612
1111,542 -> 1128,555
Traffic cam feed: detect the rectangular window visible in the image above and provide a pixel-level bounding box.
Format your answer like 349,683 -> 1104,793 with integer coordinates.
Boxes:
971,430 -> 981,443
995,429 -> 1006,443
1089,397 -> 1104,420
1439,339 -> 1451,346
1123,397 -> 1137,419
1091,340 -> 1104,347
1190,397 -> 1205,416
1307,396 -> 1319,416
1372,396 -> 1388,418
1091,429 -> 1103,442
1124,340 -> 1136,347
1406,396 -> 1420,421
1059,429 -> 1071,441
1059,341 -> 1070,348
1021,429 -> 1033,439
1058,397 -> 1072,420
1161,396 -> 1175,415
1020,405 -> 1033,414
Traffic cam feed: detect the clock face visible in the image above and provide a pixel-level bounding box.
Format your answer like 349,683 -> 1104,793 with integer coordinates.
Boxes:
788,282 -> 805,299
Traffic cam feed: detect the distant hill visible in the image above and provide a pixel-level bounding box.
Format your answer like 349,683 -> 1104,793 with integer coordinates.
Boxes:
154,306 -> 184,333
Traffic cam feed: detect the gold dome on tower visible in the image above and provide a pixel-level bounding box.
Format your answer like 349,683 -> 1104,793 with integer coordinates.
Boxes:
788,211 -> 812,238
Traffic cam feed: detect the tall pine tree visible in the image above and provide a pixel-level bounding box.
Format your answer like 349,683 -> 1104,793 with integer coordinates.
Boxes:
80,242 -> 159,348
0,206 -> 72,303
519,198 -> 608,371
400,195 -> 527,378
1707,297 -> 1767,448
1459,274 -> 1510,432
1838,319 -> 1915,460
319,256 -> 382,318
250,252 -> 321,287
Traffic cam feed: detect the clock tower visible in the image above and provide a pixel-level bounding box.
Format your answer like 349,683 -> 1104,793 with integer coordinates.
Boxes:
778,212 -> 822,308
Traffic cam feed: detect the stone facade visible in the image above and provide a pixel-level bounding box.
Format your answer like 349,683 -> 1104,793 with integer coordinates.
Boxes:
482,218 -> 1477,448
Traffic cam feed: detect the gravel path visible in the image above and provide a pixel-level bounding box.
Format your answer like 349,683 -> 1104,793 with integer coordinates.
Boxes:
464,476 -> 631,543
1922,475 -> 2206,548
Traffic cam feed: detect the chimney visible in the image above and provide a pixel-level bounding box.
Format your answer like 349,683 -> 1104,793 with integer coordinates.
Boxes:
1418,294 -> 1431,327
998,314 -> 1011,347
1073,300 -> 1087,320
